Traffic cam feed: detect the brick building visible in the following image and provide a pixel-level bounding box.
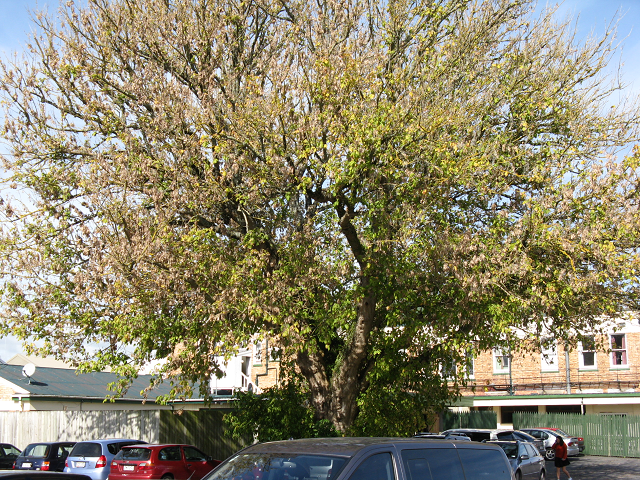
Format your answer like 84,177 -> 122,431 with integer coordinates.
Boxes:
453,315 -> 640,427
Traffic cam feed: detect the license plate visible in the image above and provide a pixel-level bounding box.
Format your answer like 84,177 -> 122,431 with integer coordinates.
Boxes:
76,462 -> 86,468
22,463 -> 32,468
123,465 -> 135,471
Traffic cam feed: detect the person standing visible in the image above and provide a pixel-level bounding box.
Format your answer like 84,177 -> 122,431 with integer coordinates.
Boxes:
553,435 -> 572,480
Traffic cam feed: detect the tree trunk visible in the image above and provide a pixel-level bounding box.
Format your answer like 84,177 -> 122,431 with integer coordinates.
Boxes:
298,288 -> 376,433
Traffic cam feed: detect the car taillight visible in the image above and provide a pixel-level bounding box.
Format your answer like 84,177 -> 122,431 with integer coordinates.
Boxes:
96,456 -> 108,468
42,462 -> 50,471
110,462 -> 118,470
65,459 -> 69,468
139,462 -> 155,470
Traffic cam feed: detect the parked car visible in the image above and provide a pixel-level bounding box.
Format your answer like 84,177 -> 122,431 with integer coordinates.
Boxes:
0,472 -> 92,480
14,443 -> 76,472
0,444 -> 21,470
439,428 -> 496,442
494,430 -> 546,455
538,427 -> 585,453
64,439 -> 146,480
519,428 -> 579,460
201,437 -> 514,480
488,440 -> 545,480
414,432 -> 471,441
109,445 -> 221,480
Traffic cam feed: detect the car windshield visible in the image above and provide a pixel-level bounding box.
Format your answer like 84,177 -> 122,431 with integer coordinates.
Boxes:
71,443 -> 102,457
23,444 -> 50,458
497,444 -> 518,459
115,448 -> 152,461
552,429 -> 570,437
203,453 -> 348,480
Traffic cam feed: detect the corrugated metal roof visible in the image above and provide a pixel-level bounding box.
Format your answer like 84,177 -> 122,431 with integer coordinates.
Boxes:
0,364 -> 203,403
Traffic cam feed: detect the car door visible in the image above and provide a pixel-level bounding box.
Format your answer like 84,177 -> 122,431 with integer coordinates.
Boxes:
182,446 -> 214,480
524,444 -> 542,480
347,452 -> 397,480
516,443 -> 533,480
401,448 -> 464,480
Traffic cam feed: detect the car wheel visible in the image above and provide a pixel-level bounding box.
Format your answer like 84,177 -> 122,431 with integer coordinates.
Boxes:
515,470 -> 522,480
162,475 -> 174,480
540,469 -> 546,480
545,448 -> 555,460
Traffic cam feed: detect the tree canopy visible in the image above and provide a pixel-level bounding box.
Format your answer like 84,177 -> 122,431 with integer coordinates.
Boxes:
1,0 -> 640,434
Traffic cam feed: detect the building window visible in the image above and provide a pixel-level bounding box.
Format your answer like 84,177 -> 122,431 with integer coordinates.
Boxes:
493,348 -> 510,374
465,352 -> 475,378
541,342 -> 558,372
578,336 -> 597,370
254,340 -> 263,365
443,351 -> 475,380
610,334 -> 628,368
268,346 -> 281,362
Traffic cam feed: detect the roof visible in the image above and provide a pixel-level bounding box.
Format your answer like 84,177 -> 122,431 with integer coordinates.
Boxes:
242,437 -> 502,457
5,354 -> 75,370
0,364 -> 202,404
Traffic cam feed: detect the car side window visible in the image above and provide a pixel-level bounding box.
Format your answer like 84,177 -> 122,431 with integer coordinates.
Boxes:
62,446 -> 74,457
458,448 -> 511,480
402,448 -> 464,480
159,447 -> 182,461
518,444 -> 527,457
348,452 -> 395,480
525,444 -> 538,458
184,447 -> 207,462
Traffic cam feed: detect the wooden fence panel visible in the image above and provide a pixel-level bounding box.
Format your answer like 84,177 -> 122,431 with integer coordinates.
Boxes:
0,410 -> 159,449
442,410 -> 498,430
159,409 -> 249,461
514,412 -> 640,458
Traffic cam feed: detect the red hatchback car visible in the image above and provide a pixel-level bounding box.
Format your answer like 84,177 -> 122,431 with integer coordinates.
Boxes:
109,445 -> 220,480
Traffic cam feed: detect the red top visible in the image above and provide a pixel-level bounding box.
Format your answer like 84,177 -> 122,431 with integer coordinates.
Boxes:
553,443 -> 567,460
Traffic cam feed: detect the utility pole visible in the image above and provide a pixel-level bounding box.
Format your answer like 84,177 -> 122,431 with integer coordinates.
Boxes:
565,344 -> 571,394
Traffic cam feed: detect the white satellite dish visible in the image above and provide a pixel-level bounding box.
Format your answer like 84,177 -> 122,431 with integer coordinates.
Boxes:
22,362 -> 36,379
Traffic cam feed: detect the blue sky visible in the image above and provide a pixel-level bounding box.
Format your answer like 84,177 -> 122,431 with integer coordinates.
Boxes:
0,0 -> 639,361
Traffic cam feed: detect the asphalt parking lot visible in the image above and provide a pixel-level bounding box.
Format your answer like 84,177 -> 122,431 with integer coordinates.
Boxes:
546,455 -> 640,480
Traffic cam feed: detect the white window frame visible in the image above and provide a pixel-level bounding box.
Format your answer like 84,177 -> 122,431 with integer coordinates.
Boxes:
442,351 -> 475,380
493,348 -> 510,374
254,340 -> 263,365
465,352 -> 475,379
540,342 -> 558,372
610,333 -> 628,368
578,336 -> 597,370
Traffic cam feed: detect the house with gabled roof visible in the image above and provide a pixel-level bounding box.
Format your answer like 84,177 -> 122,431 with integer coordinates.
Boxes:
0,364 -> 206,412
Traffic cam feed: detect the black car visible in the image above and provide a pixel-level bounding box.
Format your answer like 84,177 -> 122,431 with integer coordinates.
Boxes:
488,440 -> 545,480
0,444 -> 21,470
14,443 -> 75,472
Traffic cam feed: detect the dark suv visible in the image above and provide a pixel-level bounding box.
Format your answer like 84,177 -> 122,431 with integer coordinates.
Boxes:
201,437 -> 514,480
14,442 -> 76,472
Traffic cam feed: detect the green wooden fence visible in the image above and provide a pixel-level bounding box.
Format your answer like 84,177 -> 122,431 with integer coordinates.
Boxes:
159,409 -> 251,461
514,412 -> 640,458
442,410 -> 497,430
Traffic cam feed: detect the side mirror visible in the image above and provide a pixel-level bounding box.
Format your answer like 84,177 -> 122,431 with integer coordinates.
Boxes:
519,455 -> 529,461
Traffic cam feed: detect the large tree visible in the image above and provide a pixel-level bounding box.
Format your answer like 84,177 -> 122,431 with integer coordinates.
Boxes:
1,0 -> 640,434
